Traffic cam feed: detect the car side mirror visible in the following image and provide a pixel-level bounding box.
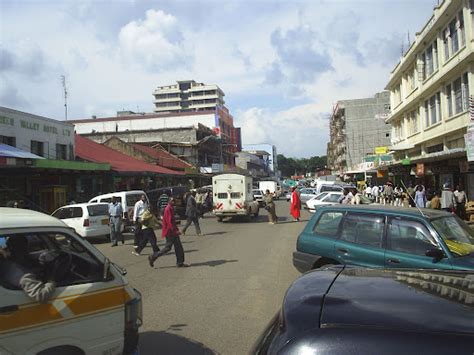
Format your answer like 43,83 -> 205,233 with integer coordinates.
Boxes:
425,248 -> 445,260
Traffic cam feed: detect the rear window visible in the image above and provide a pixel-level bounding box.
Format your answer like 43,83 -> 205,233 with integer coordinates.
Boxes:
87,204 -> 109,216
217,193 -> 228,199
321,185 -> 342,192
313,212 -> 344,237
231,192 -> 241,199
126,194 -> 142,206
52,207 -> 83,219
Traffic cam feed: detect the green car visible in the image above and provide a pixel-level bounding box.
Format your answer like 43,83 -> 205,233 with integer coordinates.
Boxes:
293,205 -> 474,272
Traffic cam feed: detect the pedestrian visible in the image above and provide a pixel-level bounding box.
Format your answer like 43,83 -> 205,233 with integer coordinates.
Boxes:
108,196 -> 123,247
407,183 -> 416,207
182,191 -> 203,236
132,208 -> 160,256
133,194 -> 148,247
338,189 -> 353,204
454,185 -> 467,220
394,185 -> 403,207
371,185 -> 379,203
430,191 -> 441,209
441,184 -> 455,213
289,186 -> 301,221
384,182 -> 394,205
264,189 -> 278,224
157,192 -> 170,219
351,188 -> 361,205
364,185 -> 372,198
203,190 -> 212,215
196,189 -> 204,218
148,197 -> 189,268
414,185 -> 426,208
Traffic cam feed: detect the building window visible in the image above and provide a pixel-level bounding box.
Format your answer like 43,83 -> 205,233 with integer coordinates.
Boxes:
0,135 -> 16,147
427,143 -> 444,154
446,73 -> 469,117
56,144 -> 67,160
407,110 -> 419,136
31,140 -> 44,157
444,11 -> 465,61
424,92 -> 441,127
422,41 -> 438,79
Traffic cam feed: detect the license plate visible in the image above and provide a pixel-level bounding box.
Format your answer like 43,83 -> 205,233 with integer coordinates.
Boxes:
102,219 -> 109,225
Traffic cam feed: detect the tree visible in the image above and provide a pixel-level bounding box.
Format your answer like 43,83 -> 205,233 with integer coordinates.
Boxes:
277,154 -> 327,178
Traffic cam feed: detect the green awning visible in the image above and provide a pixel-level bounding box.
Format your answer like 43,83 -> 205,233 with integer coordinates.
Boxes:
34,159 -> 110,171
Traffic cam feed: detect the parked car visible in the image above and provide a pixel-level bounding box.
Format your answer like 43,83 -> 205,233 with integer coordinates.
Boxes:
305,192 -> 343,212
252,189 -> 265,207
52,203 -> 123,238
298,188 -> 319,203
252,265 -> 474,354
293,205 -> 474,273
0,208 -> 142,354
89,190 -> 147,227
146,186 -> 189,218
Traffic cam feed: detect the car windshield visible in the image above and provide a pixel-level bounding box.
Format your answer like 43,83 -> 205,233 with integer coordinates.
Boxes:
431,216 -> 474,257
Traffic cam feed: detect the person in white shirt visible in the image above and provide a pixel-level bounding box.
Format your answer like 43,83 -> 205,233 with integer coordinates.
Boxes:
454,185 -> 467,220
371,185 -> 379,203
133,194 -> 148,247
365,185 -> 372,198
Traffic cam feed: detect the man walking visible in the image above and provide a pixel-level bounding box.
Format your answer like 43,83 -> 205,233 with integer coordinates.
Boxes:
132,208 -> 160,256
182,191 -> 203,236
441,184 -> 455,212
264,190 -> 278,224
148,197 -> 188,268
108,196 -> 123,247
133,194 -> 148,247
454,185 -> 467,220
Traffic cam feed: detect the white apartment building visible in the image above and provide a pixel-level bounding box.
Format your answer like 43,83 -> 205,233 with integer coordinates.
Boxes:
385,0 -> 474,194
153,80 -> 225,113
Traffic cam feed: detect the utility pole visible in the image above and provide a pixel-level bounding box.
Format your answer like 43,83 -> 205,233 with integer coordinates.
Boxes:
61,75 -> 68,120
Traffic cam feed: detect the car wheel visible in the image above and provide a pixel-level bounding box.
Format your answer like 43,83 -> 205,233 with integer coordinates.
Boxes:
253,208 -> 259,218
217,217 -> 223,222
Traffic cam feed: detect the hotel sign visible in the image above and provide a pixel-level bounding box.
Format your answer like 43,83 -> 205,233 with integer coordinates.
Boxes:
0,116 -> 71,136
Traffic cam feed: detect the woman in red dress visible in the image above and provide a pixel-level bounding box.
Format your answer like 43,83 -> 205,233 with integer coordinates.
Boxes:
290,187 -> 301,221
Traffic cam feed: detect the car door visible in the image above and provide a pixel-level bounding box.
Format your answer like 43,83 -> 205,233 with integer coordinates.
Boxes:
334,212 -> 386,268
384,217 -> 453,269
298,210 -> 344,261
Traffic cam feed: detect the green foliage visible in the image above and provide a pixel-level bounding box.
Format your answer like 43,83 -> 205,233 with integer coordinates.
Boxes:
277,154 -> 327,178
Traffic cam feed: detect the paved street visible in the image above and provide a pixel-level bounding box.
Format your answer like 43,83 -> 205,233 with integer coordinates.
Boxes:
93,201 -> 309,354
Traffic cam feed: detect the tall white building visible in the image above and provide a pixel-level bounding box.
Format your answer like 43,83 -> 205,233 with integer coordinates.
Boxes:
153,80 -> 225,113
385,0 -> 474,195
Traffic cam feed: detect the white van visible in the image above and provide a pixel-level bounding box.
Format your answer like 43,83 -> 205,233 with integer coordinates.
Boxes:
0,208 -> 142,355
258,181 -> 280,199
52,203 -> 124,239
89,190 -> 148,226
213,174 -> 259,222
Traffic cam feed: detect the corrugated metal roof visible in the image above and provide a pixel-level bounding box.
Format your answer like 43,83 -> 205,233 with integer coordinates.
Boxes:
0,144 -> 45,159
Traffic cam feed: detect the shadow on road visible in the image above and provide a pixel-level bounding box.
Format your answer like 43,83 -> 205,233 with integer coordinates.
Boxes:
139,331 -> 215,355
202,231 -> 227,236
190,259 -> 238,267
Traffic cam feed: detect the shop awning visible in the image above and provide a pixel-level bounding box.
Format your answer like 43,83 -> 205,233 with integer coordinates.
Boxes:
0,143 -> 45,159
75,135 -> 184,175
34,159 -> 110,171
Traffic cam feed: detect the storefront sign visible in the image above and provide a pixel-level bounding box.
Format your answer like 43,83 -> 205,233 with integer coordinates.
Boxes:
20,120 -> 39,131
465,131 -> 474,162
401,158 -> 411,165
416,163 -> 424,176
375,146 -> 388,155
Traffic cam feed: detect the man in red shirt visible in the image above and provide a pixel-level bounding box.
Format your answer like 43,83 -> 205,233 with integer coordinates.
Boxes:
148,197 -> 188,268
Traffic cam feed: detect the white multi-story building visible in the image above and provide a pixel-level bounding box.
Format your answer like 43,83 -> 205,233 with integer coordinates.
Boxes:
153,80 -> 225,113
385,0 -> 474,195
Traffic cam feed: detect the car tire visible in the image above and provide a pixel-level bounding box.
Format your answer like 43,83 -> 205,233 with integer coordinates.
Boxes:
217,217 -> 223,222
253,208 -> 259,218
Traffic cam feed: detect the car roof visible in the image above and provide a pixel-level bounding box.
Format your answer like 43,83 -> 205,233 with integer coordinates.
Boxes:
0,207 -> 69,229
91,190 -> 145,198
57,203 -> 109,208
317,204 -> 449,219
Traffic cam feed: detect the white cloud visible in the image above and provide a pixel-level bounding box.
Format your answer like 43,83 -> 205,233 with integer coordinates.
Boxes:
236,104 -> 330,158
118,9 -> 191,71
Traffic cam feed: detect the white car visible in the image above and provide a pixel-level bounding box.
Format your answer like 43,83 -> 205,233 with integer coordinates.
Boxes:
252,189 -> 265,207
52,203 -> 120,238
305,192 -> 343,212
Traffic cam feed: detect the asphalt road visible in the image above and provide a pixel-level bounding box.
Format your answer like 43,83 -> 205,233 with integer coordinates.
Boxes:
93,200 -> 310,355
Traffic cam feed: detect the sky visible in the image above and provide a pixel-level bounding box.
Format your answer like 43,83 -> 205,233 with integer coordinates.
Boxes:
0,0 -> 438,158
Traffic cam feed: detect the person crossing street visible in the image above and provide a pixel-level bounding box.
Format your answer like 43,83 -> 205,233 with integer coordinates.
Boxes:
108,196 -> 123,247
148,197 -> 188,268
133,194 -> 148,248
182,191 -> 203,236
